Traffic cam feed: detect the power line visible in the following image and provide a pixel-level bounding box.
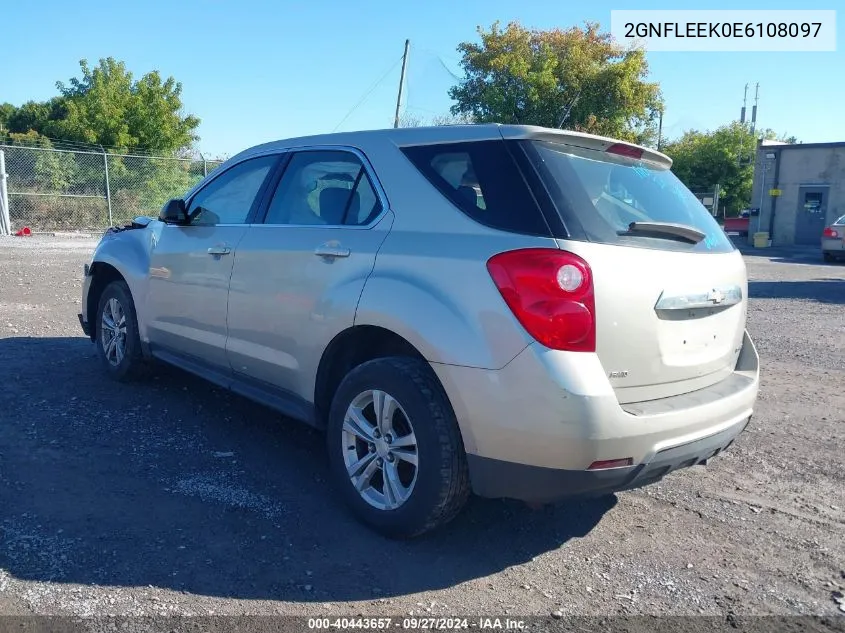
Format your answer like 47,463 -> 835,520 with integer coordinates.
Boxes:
433,55 -> 463,82
409,48 -> 464,83
399,48 -> 465,124
418,48 -> 463,72
0,133 -> 214,160
332,54 -> 405,133
404,105 -> 441,115
0,132 -> 184,157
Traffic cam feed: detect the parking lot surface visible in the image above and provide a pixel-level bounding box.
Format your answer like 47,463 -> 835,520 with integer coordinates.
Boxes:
0,235 -> 843,618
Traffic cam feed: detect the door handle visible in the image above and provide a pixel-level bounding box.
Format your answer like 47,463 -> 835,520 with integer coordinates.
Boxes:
314,245 -> 350,258
207,246 -> 232,255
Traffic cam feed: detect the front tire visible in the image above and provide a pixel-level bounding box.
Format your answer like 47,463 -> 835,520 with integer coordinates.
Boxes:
95,280 -> 147,382
326,357 -> 470,539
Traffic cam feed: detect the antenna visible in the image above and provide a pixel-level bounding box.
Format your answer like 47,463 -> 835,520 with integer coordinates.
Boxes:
558,89 -> 581,128
740,83 -> 748,123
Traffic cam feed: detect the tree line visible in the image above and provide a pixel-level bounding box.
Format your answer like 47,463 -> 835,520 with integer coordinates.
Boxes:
1,22 -> 797,219
0,58 -> 199,155
0,59 -> 212,228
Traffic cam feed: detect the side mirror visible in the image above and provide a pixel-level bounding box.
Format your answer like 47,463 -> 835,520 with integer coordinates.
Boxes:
160,198 -> 187,224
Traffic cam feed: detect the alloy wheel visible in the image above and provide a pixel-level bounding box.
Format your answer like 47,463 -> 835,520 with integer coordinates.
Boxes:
100,297 -> 127,367
341,389 -> 419,510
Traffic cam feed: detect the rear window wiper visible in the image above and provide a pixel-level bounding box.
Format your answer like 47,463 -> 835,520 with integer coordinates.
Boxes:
619,222 -> 706,244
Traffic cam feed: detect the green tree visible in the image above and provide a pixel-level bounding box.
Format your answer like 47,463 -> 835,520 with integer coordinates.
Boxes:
0,102 -> 16,133
6,130 -> 48,145
3,59 -> 199,154
3,131 -> 79,193
5,99 -> 66,136
430,112 -> 475,126
397,112 -> 426,128
448,21 -> 663,144
662,122 -> 796,217
44,58 -> 200,153
397,111 -> 476,128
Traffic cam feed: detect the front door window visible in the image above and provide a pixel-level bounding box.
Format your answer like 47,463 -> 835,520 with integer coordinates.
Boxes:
187,155 -> 277,225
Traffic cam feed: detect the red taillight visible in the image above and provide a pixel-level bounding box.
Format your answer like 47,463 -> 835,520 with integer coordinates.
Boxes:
606,143 -> 644,159
823,227 -> 839,238
486,248 -> 596,353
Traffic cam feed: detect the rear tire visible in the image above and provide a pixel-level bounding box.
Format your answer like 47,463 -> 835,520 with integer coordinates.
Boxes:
326,357 -> 470,539
95,280 -> 148,382
822,252 -> 838,263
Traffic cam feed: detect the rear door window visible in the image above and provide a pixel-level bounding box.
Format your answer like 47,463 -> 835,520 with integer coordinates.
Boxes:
400,140 -> 551,237
263,150 -> 382,226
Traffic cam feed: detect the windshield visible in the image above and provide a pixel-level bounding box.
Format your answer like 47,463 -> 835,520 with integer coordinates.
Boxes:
530,141 -> 735,253
835,214 -> 845,225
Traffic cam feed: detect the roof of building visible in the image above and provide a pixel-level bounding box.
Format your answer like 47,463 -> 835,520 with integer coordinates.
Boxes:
759,139 -> 845,151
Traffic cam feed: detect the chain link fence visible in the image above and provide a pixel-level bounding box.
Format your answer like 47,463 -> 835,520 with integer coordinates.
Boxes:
0,144 -> 224,232
690,185 -> 722,218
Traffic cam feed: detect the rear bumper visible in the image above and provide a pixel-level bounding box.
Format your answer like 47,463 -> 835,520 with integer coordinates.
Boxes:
821,237 -> 844,254
467,415 -> 749,504
432,330 -> 760,503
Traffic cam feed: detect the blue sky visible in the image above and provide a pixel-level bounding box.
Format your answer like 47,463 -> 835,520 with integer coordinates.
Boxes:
1,0 -> 840,157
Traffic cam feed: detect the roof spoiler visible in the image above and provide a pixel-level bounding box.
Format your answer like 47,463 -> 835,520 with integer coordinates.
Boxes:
498,125 -> 673,169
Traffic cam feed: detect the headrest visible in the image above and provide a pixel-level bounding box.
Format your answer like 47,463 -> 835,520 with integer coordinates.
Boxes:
319,187 -> 359,225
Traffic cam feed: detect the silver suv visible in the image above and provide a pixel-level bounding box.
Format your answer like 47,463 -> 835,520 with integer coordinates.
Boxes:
79,124 -> 760,538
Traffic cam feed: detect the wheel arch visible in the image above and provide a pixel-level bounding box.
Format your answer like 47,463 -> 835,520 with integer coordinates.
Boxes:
86,262 -> 129,342
314,325 -> 429,429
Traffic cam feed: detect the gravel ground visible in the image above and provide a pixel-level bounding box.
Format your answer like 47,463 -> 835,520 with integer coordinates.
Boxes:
0,234 -> 843,623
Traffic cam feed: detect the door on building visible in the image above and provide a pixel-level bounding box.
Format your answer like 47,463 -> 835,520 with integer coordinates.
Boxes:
794,187 -> 829,245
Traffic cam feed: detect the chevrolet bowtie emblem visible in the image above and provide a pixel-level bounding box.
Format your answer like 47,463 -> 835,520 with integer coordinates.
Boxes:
707,289 -> 725,304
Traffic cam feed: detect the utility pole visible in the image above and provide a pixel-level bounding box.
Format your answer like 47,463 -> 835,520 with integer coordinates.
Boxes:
738,82 -> 759,166
393,39 -> 410,129
713,184 -> 721,219
750,82 -> 759,139
657,109 -> 664,151
738,83 -> 748,166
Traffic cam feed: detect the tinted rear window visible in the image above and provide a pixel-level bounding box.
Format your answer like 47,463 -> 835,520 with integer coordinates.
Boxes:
400,140 -> 551,237
527,140 -> 736,253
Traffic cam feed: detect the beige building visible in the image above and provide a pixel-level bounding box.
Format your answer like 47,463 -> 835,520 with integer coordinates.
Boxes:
749,139 -> 845,245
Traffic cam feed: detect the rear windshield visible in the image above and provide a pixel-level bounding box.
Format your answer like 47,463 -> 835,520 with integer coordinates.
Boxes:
528,140 -> 736,254
835,214 -> 845,225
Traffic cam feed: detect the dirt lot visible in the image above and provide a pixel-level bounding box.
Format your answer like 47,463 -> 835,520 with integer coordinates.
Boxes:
0,235 -> 843,621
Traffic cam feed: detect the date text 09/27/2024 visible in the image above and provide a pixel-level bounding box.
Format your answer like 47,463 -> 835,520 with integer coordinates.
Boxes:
308,618 -> 528,630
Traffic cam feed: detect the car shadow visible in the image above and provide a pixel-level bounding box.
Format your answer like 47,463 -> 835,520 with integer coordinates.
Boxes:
0,336 -> 614,603
735,242 -> 844,267
765,256 -> 844,267
749,278 -> 845,305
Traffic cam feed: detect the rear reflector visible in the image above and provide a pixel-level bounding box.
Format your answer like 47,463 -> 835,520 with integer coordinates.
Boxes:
588,458 -> 634,471
606,143 -> 644,159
